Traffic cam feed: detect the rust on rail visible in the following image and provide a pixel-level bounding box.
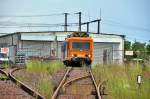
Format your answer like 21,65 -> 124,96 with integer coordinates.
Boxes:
52,67 -> 102,99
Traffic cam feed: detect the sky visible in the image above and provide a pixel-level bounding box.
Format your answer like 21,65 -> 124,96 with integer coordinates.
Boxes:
0,0 -> 150,42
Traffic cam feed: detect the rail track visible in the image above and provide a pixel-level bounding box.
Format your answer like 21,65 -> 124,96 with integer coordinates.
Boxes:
0,68 -> 45,99
52,67 -> 101,99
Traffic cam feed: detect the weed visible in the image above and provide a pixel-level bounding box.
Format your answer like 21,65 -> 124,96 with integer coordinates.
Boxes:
26,60 -> 64,74
37,74 -> 54,98
92,63 -> 150,99
0,76 -> 8,80
25,60 -> 64,99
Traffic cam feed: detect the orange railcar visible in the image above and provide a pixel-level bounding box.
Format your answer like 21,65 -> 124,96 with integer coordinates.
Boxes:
61,32 -> 94,67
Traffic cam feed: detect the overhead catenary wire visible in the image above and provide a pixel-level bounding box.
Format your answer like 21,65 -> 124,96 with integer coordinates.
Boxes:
126,37 -> 150,42
0,12 -> 149,42
1,12 -> 148,32
0,12 -> 80,18
102,19 -> 150,32
0,22 -> 79,28
84,12 -> 150,33
0,13 -> 64,18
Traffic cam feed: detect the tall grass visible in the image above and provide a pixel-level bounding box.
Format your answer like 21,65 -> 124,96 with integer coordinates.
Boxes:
26,60 -> 64,74
37,74 -> 54,98
92,63 -> 150,99
2,61 -> 9,68
25,60 -> 65,98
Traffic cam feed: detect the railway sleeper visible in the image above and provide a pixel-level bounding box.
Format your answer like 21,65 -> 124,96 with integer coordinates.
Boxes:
63,84 -> 96,95
58,94 -> 97,99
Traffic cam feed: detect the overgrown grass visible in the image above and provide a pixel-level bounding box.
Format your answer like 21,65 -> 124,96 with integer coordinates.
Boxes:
25,60 -> 65,98
0,75 -> 9,80
26,60 -> 64,74
92,63 -> 150,99
15,76 -> 24,81
2,62 -> 9,68
37,74 -> 54,98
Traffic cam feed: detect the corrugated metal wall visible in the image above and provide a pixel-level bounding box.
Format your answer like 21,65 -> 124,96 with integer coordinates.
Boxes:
17,41 -> 122,65
93,43 -> 122,64
93,43 -> 113,64
17,41 -> 51,57
0,32 -> 124,65
17,41 -> 62,60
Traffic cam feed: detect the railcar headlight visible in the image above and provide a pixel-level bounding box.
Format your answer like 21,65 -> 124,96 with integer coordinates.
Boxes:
85,54 -> 91,57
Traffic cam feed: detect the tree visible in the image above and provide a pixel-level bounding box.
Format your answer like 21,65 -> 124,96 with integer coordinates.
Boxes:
124,40 -> 132,60
132,41 -> 146,58
124,40 -> 131,50
146,41 -> 150,55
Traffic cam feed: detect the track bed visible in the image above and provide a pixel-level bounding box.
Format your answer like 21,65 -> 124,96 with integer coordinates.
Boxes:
52,67 -> 100,99
0,69 -> 34,99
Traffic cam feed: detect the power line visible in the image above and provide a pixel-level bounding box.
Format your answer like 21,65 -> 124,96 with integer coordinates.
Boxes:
102,19 -> 150,32
126,37 -> 150,42
0,20 -> 78,26
0,12 -> 149,39
0,13 -> 64,18
0,12 -> 80,18
0,23 -> 78,28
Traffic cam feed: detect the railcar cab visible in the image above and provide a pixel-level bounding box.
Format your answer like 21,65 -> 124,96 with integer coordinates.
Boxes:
61,32 -> 94,67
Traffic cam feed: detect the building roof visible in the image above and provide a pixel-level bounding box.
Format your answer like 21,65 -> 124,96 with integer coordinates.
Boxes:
0,31 -> 125,38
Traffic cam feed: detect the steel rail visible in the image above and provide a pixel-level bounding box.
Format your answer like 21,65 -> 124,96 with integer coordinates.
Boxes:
51,67 -> 72,99
9,68 -> 45,99
62,74 -> 90,88
0,69 -> 8,76
52,67 -> 102,99
98,79 -> 108,96
89,70 -> 102,99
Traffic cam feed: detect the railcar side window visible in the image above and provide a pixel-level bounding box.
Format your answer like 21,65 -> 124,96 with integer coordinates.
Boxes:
72,42 -> 90,49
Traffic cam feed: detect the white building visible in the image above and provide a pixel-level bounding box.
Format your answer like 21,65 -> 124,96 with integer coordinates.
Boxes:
0,31 -> 125,65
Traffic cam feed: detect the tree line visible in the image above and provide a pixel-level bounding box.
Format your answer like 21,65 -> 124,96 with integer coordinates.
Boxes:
124,40 -> 150,60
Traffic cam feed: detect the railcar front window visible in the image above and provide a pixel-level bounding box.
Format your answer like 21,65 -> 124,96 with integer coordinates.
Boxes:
72,42 -> 90,49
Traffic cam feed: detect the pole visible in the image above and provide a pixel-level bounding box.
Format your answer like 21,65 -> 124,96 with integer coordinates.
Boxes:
79,12 -> 81,31
99,8 -> 102,34
64,13 -> 68,32
98,20 -> 100,34
87,22 -> 89,32
75,12 -> 82,32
